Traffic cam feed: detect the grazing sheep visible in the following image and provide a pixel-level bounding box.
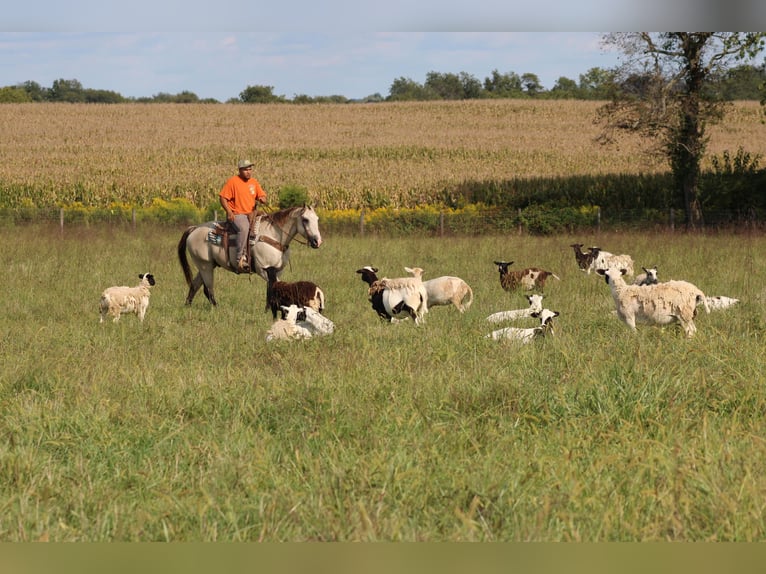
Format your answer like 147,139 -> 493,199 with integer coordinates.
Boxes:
99,273 -> 156,323
266,304 -> 313,342
632,266 -> 659,286
406,270 -> 473,312
494,261 -> 560,291
597,267 -> 709,338
485,309 -> 559,343
299,307 -> 335,335
589,247 -> 635,276
486,294 -> 544,323
704,295 -> 740,311
265,267 -> 325,319
570,243 -> 599,273
372,267 -> 429,325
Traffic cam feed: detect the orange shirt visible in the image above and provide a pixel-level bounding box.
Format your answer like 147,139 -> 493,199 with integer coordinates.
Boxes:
219,175 -> 266,215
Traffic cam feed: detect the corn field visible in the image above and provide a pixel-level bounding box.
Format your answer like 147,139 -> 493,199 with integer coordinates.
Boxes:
0,100 -> 764,210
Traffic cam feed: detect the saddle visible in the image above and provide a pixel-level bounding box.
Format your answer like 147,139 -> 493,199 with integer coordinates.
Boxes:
206,212 -> 285,272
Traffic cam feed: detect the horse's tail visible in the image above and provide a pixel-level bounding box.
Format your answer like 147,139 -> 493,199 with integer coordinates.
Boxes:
177,226 -> 196,287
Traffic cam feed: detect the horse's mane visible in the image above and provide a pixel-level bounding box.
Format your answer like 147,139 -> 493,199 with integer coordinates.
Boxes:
264,205 -> 302,227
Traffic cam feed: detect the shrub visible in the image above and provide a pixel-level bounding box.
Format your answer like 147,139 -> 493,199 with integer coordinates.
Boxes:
278,185 -> 309,208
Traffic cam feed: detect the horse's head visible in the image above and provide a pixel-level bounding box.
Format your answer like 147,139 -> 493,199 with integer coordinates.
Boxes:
297,205 -> 322,249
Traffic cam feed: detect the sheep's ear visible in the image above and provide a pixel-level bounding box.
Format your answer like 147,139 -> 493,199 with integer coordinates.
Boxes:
620,268 -> 627,276
595,269 -> 605,276
531,311 -> 540,318
139,273 -> 144,279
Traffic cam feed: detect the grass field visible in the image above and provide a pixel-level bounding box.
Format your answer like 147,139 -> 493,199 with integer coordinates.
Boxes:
1,224 -> 765,541
1,100 -> 764,209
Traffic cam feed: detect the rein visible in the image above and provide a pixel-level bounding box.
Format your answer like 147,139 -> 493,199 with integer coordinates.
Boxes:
251,207 -> 307,251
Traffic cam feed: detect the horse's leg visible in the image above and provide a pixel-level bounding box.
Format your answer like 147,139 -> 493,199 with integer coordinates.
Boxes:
186,272 -> 204,305
200,265 -> 218,306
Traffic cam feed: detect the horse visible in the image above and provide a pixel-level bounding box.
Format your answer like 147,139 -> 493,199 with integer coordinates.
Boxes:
177,204 -> 322,306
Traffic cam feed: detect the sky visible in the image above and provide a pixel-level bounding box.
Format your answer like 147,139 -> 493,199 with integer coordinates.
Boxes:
2,1 -> 763,102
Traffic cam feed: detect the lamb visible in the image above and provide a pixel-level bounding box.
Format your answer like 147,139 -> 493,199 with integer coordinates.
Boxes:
356,266 -> 397,322
597,266 -> 710,338
493,260 -> 561,291
372,266 -> 429,325
265,267 -> 325,319
485,309 -> 559,343
589,247 -> 635,276
486,294 -> 544,323
265,304 -> 313,342
405,269 -> 473,312
299,306 -> 335,336
632,266 -> 659,286
99,273 -> 156,323
570,243 -> 599,273
704,295 -> 740,311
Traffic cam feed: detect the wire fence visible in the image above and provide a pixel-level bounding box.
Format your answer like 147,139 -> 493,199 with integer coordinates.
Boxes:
0,206 -> 763,235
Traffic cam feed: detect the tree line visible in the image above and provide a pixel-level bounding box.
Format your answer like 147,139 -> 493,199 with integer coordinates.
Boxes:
1,63 -> 765,104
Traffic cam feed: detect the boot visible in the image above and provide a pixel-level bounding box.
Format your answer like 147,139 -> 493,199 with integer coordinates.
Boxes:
237,255 -> 249,273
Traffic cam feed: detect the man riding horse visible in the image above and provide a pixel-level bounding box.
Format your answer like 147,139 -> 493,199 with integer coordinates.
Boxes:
219,159 -> 268,273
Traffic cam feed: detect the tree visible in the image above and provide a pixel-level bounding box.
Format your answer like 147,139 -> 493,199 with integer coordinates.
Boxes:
49,78 -> 85,102
483,69 -> 523,97
239,85 -> 285,103
598,33 -> 766,229
0,86 -> 32,103
521,73 -> 543,96
388,77 -> 437,101
550,76 -> 580,99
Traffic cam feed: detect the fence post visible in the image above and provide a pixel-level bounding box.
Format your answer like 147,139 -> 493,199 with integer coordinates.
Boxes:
597,207 -> 601,234
360,207 -> 365,236
669,208 -> 675,232
132,207 -> 136,230
518,208 -> 522,236
439,210 -> 444,237
60,208 -> 64,234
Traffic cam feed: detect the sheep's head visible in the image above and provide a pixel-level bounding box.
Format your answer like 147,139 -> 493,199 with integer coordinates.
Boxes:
279,304 -> 306,322
356,266 -> 379,285
494,261 -> 513,276
139,273 -> 156,286
526,293 -> 544,311
596,267 -> 627,285
642,266 -> 659,285
531,308 -> 559,335
404,266 -> 424,279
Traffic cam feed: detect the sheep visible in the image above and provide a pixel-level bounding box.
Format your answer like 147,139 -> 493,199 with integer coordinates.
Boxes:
356,266 -> 397,322
299,306 -> 335,336
265,304 -> 313,342
570,243 -> 598,273
493,260 -> 560,291
597,266 -> 710,338
632,266 -> 659,286
265,267 -> 325,319
486,294 -> 544,323
405,269 -> 473,312
704,295 -> 740,311
372,267 -> 429,325
485,309 -> 560,343
589,247 -> 635,276
99,273 -> 156,323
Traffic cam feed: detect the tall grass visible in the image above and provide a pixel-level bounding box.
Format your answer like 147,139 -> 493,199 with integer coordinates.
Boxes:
1,224 -> 765,540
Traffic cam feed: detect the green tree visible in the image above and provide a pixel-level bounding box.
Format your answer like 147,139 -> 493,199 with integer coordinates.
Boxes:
598,32 -> 766,229
49,78 -> 85,102
239,85 -> 285,103
578,67 -> 616,99
20,81 -> 48,101
387,77 -> 437,101
521,73 -> 543,96
550,76 -> 580,99
483,69 -> 523,97
0,86 -> 32,102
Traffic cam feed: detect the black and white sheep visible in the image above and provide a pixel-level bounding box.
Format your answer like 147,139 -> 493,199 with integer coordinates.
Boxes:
356,266 -> 428,325
597,266 -> 709,338
632,266 -> 659,286
99,273 -> 156,323
265,266 -> 325,319
570,243 -> 599,273
356,266 -> 396,322
265,304 -> 313,342
494,260 -> 560,291
485,308 -> 559,342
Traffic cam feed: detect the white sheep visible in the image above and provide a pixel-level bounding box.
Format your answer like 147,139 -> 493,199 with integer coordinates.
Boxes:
99,273 -> 156,323
704,295 -> 740,311
299,307 -> 335,336
485,294 -> 544,323
597,267 -> 710,338
632,266 -> 659,286
589,247 -> 635,276
407,269 -> 473,313
265,305 -> 313,342
372,266 -> 429,325
485,308 -> 559,343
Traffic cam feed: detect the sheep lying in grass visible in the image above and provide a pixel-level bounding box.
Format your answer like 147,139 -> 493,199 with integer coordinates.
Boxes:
597,267 -> 709,338
370,266 -> 429,325
405,269 -> 473,313
485,309 -> 559,343
570,243 -> 599,273
632,266 -> 659,286
99,273 -> 156,323
266,305 -> 313,342
300,307 -> 335,336
493,261 -> 560,291
589,247 -> 635,276
704,295 -> 740,311
265,267 -> 325,319
486,294 -> 544,323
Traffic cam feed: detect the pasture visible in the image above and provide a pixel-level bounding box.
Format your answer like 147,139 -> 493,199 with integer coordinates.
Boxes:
1,224 -> 765,541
